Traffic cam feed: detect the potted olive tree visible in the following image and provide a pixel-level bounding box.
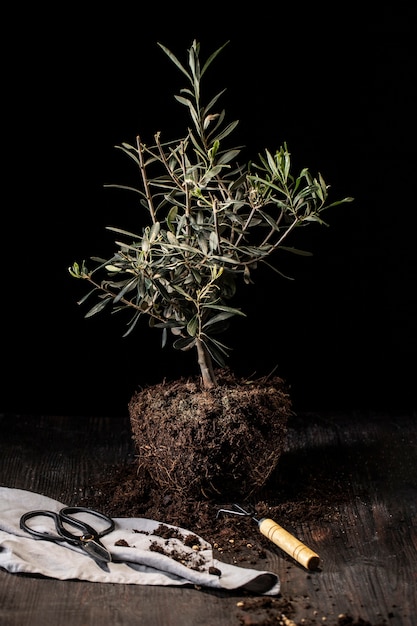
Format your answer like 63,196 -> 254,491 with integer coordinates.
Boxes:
69,40 -> 352,504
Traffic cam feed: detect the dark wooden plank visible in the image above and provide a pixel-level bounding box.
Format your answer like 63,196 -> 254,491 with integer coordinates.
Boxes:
1,411 -> 416,625
0,414 -> 240,626
0,574 -> 239,626
273,412 -> 417,625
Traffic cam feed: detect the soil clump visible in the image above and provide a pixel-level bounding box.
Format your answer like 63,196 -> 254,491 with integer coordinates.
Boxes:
75,376 -> 388,626
128,369 -> 291,501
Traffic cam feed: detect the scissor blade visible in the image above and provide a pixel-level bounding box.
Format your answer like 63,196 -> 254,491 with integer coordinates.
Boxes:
81,540 -> 112,564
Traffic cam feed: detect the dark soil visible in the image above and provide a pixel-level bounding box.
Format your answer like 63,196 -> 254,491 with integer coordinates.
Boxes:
128,369 -> 291,501
75,371 -> 387,626
81,461 -> 384,626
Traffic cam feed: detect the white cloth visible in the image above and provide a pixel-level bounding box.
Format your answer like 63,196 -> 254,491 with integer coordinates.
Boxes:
0,487 -> 280,595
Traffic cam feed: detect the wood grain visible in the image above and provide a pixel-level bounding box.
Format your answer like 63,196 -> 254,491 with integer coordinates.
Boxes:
1,411 -> 416,625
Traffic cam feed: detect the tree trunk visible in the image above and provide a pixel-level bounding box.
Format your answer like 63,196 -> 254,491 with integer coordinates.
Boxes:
196,339 -> 217,389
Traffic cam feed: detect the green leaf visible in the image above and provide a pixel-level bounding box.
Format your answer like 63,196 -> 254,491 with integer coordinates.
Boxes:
202,310 -> 238,329
203,303 -> 246,317
157,42 -> 191,81
113,145 -> 141,167
166,231 -> 179,245
149,222 -> 161,242
77,288 -> 98,305
211,120 -> 240,143
323,197 -> 355,209
200,40 -> 230,77
187,315 -> 198,337
204,89 -> 227,115
171,284 -> 194,300
209,231 -> 219,252
217,149 -> 240,165
84,298 -> 112,318
279,246 -> 314,256
173,336 -> 196,351
202,336 -> 230,366
113,278 -> 137,303
105,264 -> 122,273
106,226 -> 142,238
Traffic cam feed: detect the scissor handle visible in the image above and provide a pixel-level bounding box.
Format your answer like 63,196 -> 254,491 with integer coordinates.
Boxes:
20,507 -> 114,544
20,510 -> 80,544
60,507 -> 115,538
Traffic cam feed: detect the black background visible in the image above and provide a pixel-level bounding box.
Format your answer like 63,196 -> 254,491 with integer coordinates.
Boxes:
3,7 -> 416,417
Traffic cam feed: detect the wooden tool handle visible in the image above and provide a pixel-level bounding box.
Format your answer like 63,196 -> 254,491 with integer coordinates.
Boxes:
258,518 -> 320,570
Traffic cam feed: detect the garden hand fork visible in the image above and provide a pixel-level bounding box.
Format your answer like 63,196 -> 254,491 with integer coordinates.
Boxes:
217,503 -> 320,570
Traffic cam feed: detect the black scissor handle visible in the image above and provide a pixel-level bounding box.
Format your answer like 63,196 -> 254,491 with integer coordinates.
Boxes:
20,507 -> 114,544
20,510 -> 79,544
60,507 -> 115,538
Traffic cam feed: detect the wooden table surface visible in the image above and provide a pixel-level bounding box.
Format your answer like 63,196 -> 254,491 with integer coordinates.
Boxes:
1,411 -> 416,626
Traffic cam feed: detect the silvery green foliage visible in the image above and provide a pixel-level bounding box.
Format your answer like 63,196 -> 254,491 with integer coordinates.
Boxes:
70,40 -> 352,385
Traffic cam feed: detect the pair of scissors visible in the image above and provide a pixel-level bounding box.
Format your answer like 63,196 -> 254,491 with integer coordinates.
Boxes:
19,506 -> 115,565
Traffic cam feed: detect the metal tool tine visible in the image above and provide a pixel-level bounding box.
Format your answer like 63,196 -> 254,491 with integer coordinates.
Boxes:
216,503 -> 258,520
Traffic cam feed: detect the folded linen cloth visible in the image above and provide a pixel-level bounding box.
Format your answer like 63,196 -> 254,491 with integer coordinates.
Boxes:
0,487 -> 280,595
